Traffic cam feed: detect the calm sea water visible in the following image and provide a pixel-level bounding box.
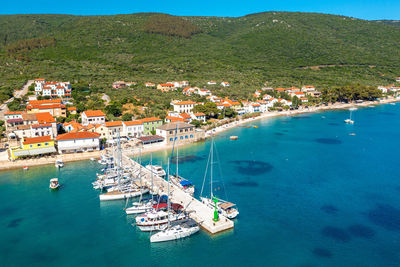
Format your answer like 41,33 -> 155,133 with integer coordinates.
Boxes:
1,104 -> 400,266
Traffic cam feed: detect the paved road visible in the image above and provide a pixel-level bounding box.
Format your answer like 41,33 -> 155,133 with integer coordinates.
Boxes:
102,93 -> 111,106
0,80 -> 33,120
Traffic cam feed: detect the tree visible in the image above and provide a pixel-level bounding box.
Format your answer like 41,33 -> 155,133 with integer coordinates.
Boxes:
191,120 -> 202,128
105,103 -> 122,117
193,102 -> 219,118
28,84 -> 35,92
122,113 -> 133,121
224,107 -> 237,118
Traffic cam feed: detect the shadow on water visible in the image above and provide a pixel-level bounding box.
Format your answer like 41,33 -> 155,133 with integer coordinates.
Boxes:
378,112 -> 396,116
0,206 -> 18,217
347,224 -> 375,239
171,155 -> 205,164
367,204 -> 400,231
274,132 -> 284,136
315,138 -> 342,145
321,226 -> 351,243
229,160 -> 273,175
312,248 -> 333,258
292,116 -> 311,120
231,177 -> 259,187
320,205 -> 339,215
7,217 -> 24,228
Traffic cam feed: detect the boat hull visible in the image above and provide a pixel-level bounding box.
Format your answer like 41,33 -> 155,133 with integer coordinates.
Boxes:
150,226 -> 200,242
99,189 -> 149,201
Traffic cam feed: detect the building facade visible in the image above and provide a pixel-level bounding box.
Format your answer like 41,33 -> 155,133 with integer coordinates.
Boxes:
56,132 -> 100,154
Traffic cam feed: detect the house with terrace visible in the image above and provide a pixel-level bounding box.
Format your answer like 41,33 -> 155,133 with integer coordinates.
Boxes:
56,132 -> 100,154
8,136 -> 56,160
81,110 -> 106,126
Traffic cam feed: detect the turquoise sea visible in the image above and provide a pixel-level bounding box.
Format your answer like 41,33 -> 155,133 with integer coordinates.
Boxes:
1,103 -> 400,266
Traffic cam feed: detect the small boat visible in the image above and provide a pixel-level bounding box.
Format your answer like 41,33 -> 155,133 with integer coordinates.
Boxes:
390,103 -> 396,106
126,201 -> 154,215
23,166 -> 29,170
99,187 -> 149,201
55,159 -> 64,168
145,165 -> 166,178
230,136 -> 238,140
344,119 -> 354,124
169,175 -> 195,196
49,178 -> 60,189
90,157 -> 96,161
201,197 -> 239,219
349,133 -> 356,136
150,218 -> 200,243
135,209 -> 187,232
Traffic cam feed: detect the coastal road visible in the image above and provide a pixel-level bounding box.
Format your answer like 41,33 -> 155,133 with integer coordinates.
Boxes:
0,80 -> 33,120
101,93 -> 111,106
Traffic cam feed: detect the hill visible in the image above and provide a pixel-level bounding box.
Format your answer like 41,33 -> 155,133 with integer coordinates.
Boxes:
0,12 -> 400,102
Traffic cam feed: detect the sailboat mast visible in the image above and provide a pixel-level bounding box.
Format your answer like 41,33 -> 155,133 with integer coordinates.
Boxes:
167,158 -> 170,229
210,138 -> 213,198
150,153 -> 153,194
176,135 -> 179,178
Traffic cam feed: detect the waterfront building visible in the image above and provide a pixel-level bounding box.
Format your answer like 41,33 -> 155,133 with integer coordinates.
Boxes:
156,122 -> 205,145
56,132 -> 100,154
81,110 -> 106,126
138,117 -> 163,135
8,136 -> 56,160
104,121 -> 123,139
191,113 -> 206,123
122,121 -> 144,138
165,116 -> 190,123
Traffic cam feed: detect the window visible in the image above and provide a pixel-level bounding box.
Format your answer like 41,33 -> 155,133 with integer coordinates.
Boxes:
185,135 -> 188,139
169,131 -> 173,134
190,135 -> 193,138
180,136 -> 183,140
44,143 -> 49,146
175,137 -> 177,140
30,145 -> 33,148
37,144 -> 41,147
170,138 -> 173,142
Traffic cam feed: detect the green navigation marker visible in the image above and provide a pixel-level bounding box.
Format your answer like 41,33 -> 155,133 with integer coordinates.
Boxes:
213,197 -> 219,222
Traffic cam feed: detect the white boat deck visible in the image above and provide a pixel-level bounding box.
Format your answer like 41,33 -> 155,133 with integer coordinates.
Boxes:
121,155 -> 234,234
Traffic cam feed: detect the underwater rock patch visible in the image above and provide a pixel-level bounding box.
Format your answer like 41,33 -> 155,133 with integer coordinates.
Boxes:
274,132 -> 284,136
367,204 -> 400,231
230,160 -> 273,175
321,226 -> 351,243
7,217 -> 23,228
347,224 -> 375,239
312,248 -> 333,258
315,138 -> 342,145
320,205 -> 339,215
171,155 -> 205,164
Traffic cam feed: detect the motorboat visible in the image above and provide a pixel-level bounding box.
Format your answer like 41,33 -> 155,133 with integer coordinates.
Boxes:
55,159 -> 64,168
230,136 -> 238,140
344,119 -> 354,124
49,178 -> 60,189
23,166 -> 29,170
201,197 -> 239,219
126,201 -> 154,215
99,187 -> 149,201
145,165 -> 166,178
169,175 -> 195,196
135,209 -> 187,232
150,218 -> 200,243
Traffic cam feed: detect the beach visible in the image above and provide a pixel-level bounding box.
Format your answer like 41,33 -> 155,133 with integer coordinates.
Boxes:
0,97 -> 398,171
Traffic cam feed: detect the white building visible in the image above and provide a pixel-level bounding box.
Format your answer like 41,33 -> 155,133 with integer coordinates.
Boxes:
167,81 -> 189,88
207,81 -> 217,85
56,132 -> 100,154
122,121 -> 144,138
301,85 -> 316,92
171,101 -> 197,114
221,82 -> 230,87
4,111 -> 23,120
196,88 -> 211,96
81,110 -> 106,126
34,79 -> 71,98
191,113 -> 206,123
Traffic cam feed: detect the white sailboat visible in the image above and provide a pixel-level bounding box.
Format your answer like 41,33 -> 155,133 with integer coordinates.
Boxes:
150,159 -> 199,242
200,138 -> 239,219
345,108 -> 356,124
55,159 -> 64,168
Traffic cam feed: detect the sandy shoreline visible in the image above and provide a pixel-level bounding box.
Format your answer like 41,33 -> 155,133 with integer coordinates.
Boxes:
0,97 -> 398,171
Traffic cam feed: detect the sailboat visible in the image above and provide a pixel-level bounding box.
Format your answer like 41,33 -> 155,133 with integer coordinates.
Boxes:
150,159 -> 199,242
169,125 -> 195,196
200,138 -> 239,219
135,159 -> 186,231
99,132 -> 149,201
345,108 -> 356,124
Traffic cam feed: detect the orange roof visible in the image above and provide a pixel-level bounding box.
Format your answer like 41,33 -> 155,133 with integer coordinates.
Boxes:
138,117 -> 161,123
294,92 -> 305,95
105,121 -> 122,127
83,110 -> 105,117
31,123 -> 51,128
174,101 -> 196,105
300,97 -> 308,100
29,99 -> 61,105
166,116 -> 189,122
56,132 -> 100,140
224,99 -> 240,106
34,79 -> 45,81
179,113 -> 191,119
35,112 -> 55,124
252,104 -> 261,107
193,113 -> 205,116
159,83 -> 174,87
23,136 -> 52,145
123,121 -> 142,126
67,107 -> 77,111
304,85 -> 315,88
5,111 -> 23,115
287,87 -> 299,90
275,88 -> 287,91
27,104 -> 64,110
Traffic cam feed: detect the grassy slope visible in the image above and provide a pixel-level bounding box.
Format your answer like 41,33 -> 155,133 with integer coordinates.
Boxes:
0,12 -> 399,101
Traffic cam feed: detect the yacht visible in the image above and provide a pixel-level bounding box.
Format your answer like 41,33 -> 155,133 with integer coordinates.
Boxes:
169,175 -> 195,196
345,108 -> 356,124
150,218 -> 200,243
99,186 -> 149,201
145,165 -> 166,178
135,210 -> 187,232
55,159 -> 64,168
49,178 -> 60,189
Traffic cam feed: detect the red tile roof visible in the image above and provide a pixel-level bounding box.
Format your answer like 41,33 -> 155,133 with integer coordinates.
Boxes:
179,113 -> 191,119
105,121 -> 123,127
56,132 -> 100,140
23,136 -> 53,145
4,111 -> 23,115
193,113 -> 205,116
138,117 -> 161,123
159,83 -> 174,87
123,121 -> 142,126
165,116 -> 189,122
67,107 -> 77,111
35,112 -> 55,124
29,99 -> 61,105
31,123 -> 51,128
83,110 -> 105,117
174,101 -> 196,105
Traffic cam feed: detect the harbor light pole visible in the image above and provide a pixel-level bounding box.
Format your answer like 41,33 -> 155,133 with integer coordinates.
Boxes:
213,196 -> 219,222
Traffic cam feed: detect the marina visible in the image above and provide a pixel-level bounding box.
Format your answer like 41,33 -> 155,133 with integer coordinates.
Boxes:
1,104 -> 400,266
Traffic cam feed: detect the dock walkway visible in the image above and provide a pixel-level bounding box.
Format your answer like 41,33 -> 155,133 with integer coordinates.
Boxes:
121,155 -> 234,234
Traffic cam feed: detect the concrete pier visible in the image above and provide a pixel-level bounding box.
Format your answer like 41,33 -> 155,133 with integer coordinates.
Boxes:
121,155 -> 234,234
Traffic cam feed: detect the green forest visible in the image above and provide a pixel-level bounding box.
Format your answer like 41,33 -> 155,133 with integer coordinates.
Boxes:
0,12 -> 399,104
